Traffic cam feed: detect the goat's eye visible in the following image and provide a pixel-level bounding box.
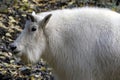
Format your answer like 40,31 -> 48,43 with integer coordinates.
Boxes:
31,27 -> 36,31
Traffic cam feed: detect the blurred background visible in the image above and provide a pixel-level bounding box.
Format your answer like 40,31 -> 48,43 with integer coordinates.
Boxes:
0,0 -> 119,80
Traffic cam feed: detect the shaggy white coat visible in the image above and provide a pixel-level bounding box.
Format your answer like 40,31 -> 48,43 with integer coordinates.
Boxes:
13,7 -> 120,80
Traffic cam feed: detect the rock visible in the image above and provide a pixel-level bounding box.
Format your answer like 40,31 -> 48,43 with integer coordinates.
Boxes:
0,5 -> 8,13
0,44 -> 8,52
2,73 -> 13,80
5,33 -> 11,37
19,67 -> 31,75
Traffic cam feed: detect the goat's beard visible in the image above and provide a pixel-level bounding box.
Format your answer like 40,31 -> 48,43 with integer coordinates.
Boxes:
20,53 -> 33,64
19,47 -> 42,64
12,52 -> 32,64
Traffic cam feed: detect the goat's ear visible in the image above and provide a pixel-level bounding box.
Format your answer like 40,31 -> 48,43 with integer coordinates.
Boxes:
26,14 -> 35,22
41,14 -> 52,28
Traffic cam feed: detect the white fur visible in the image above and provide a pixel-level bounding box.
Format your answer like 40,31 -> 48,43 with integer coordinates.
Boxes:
32,11 -> 36,15
13,7 -> 120,80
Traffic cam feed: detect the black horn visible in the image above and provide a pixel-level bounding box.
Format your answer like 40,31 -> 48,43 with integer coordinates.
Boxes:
26,13 -> 35,22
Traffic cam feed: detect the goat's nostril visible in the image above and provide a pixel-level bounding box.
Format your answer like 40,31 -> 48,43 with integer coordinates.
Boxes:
10,44 -> 17,51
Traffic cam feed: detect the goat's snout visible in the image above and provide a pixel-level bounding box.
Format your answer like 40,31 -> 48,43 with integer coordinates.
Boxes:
9,43 -> 17,51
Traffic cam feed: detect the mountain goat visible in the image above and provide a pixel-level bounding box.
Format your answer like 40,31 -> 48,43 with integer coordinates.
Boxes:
10,7 -> 120,80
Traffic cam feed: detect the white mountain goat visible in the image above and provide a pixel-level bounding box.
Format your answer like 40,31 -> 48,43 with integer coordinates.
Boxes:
10,7 -> 120,80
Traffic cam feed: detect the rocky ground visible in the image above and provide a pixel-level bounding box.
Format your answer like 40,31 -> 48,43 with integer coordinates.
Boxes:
0,0 -> 120,80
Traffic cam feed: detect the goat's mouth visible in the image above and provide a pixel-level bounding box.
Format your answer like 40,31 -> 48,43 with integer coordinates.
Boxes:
13,52 -> 32,64
11,50 -> 22,58
13,50 -> 20,55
